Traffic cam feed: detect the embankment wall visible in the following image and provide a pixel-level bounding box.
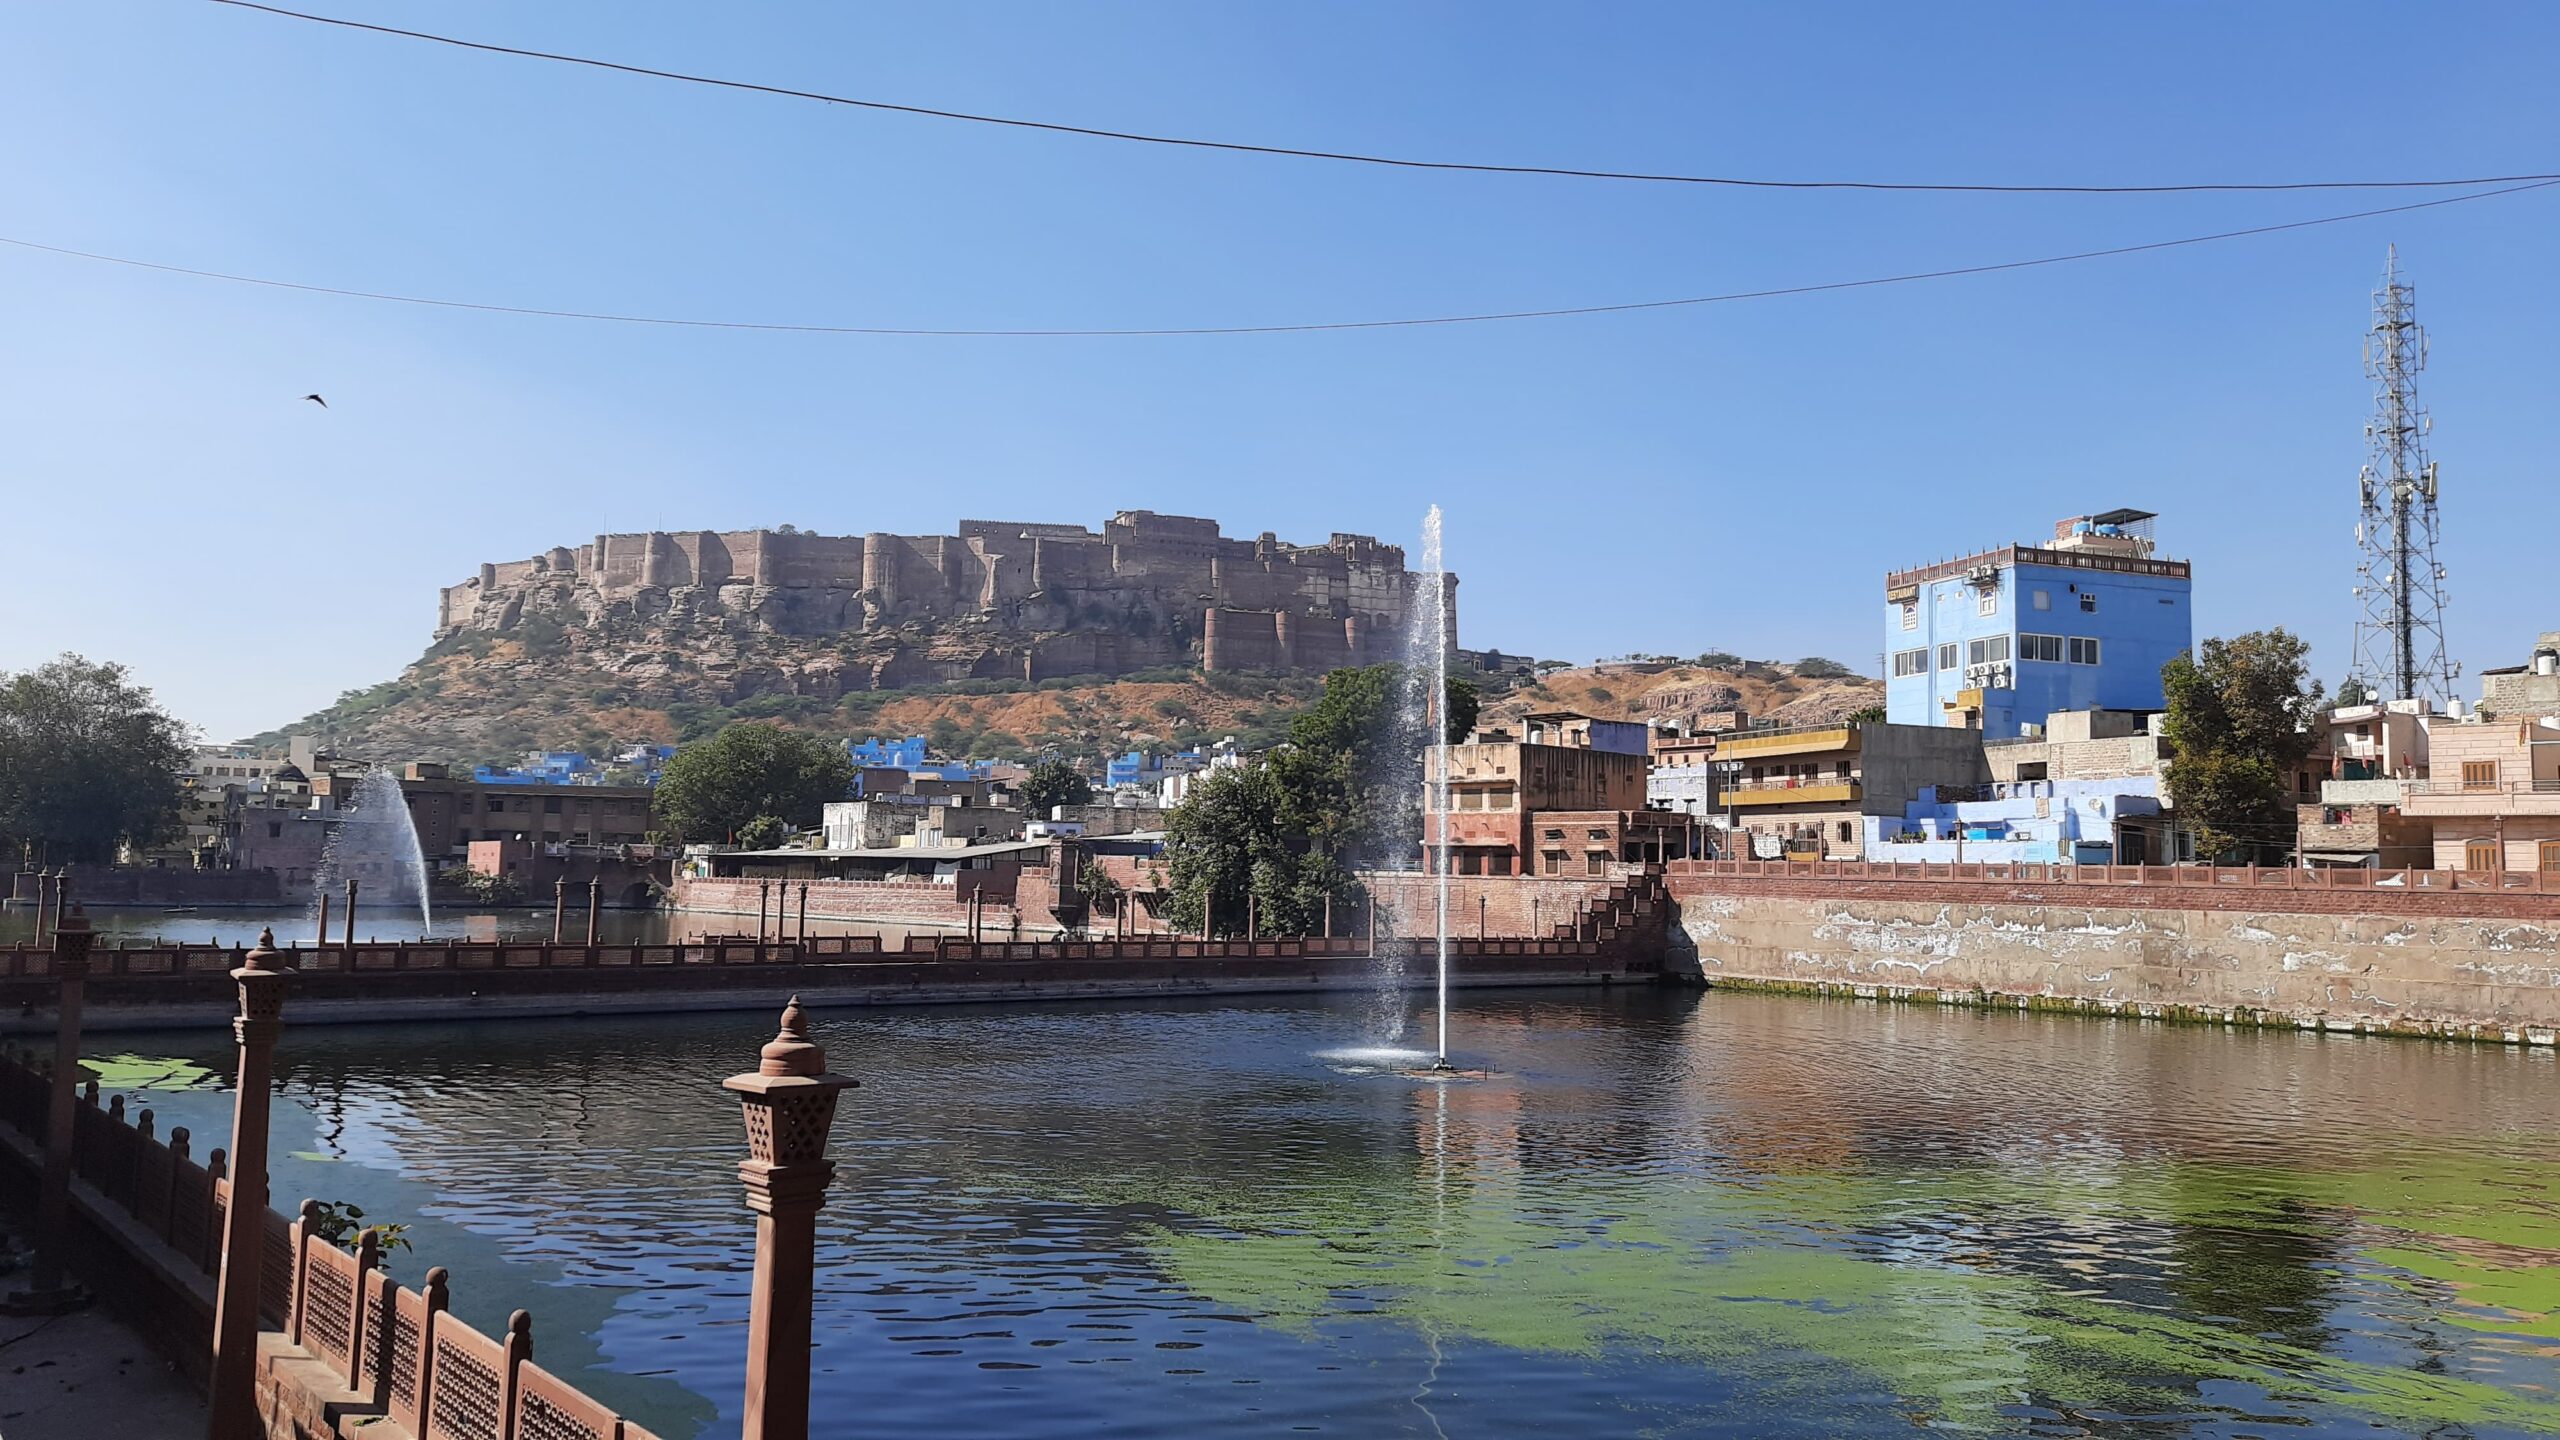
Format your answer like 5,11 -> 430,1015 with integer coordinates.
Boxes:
1665,874 -> 2560,1042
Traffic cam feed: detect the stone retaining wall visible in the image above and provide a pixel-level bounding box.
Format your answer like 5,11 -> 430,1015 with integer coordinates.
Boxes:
1666,876 -> 2560,1042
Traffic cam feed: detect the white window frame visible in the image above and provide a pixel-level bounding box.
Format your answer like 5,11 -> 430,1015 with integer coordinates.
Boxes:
1978,591 -> 1998,618
1891,647 -> 1929,678
2019,633 -> 2065,663
2069,636 -> 2102,666
1966,635 -> 2010,667
1899,601 -> 1918,632
1936,642 -> 1958,671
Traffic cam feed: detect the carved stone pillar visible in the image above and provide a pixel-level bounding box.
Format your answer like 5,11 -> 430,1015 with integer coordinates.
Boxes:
727,998 -> 855,1440
207,929 -> 289,1440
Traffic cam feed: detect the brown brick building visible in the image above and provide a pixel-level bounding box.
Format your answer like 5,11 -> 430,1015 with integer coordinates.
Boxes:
1430,713 -> 1692,876
314,765 -> 658,861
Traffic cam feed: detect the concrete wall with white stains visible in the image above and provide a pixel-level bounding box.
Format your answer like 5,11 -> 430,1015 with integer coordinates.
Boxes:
1671,891 -> 2560,1043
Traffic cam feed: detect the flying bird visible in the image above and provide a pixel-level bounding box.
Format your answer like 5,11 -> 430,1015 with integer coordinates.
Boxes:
302,394 -> 327,408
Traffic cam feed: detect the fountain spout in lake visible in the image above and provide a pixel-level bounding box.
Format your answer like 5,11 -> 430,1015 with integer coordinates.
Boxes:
312,767 -> 434,933
1399,506 -> 1454,1069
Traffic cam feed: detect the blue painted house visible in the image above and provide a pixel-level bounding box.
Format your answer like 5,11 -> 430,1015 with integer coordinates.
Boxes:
1865,777 -> 2164,864
1884,508 -> 2191,740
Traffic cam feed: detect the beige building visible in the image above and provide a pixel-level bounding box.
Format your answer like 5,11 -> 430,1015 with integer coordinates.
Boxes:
2478,631 -> 2560,718
2298,700 -> 2436,869
1714,721 -> 1989,860
2402,716 -> 2560,873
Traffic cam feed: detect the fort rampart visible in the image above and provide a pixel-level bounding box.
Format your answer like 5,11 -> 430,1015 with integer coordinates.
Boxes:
436,508 -> 1455,681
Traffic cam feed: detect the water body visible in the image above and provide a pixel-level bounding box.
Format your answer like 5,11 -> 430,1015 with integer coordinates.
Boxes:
67,990 -> 2560,1438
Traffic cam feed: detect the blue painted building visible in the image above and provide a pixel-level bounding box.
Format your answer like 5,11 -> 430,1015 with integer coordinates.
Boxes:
1865,777 -> 2165,864
849,736 -> 931,772
1884,509 -> 2191,740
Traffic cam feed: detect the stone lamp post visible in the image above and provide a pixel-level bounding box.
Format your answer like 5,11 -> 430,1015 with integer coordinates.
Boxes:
727,997 -> 855,1440
3,904 -> 93,1314
208,928 -> 289,1440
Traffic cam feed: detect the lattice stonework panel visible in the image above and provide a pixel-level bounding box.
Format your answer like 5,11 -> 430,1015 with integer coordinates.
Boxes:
302,1257 -> 357,1369
514,1363 -> 622,1440
428,1336 -> 505,1440
386,1310 -> 423,1411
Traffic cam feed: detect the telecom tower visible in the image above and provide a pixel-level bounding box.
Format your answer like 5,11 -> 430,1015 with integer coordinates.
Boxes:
2350,246 -> 2457,705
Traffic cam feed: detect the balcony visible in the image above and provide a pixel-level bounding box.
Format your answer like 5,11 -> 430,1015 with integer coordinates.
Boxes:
1716,725 -> 1859,760
1719,775 -> 1861,807
2400,777 -> 2560,818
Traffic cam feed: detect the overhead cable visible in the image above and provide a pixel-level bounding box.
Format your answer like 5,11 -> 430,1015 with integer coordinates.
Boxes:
205,1 -> 2560,197
6,180 -> 2552,338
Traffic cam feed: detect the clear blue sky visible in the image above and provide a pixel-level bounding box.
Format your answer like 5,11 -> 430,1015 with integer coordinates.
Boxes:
5,2 -> 2556,743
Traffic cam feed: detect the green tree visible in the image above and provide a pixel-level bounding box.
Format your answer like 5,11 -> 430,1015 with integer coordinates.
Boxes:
1157,663 -> 1470,935
1794,656 -> 1854,679
1843,704 -> 1887,725
652,723 -> 854,844
2335,675 -> 2373,709
2161,629 -> 2324,862
736,814 -> 791,850
1020,758 -> 1093,817
0,654 -> 192,863
1160,765 -> 1357,937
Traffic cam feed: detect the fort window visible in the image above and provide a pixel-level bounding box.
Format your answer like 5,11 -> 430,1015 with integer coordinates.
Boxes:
544,797 -> 564,814
487,797 -> 505,813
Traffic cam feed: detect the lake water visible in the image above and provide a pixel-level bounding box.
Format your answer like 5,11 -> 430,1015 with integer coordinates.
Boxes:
60,988 -> 2560,1438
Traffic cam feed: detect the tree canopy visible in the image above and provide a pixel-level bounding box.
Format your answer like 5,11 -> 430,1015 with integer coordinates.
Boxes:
1158,663 -> 1472,937
2161,629 -> 2323,862
0,654 -> 192,864
652,724 -> 853,844
1020,758 -> 1093,817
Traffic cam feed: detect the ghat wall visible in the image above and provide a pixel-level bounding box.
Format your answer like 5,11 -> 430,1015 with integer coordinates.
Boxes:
1666,874 -> 2560,1041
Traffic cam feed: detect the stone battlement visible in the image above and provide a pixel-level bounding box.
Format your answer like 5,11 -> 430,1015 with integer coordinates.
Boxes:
436,509 -> 1450,683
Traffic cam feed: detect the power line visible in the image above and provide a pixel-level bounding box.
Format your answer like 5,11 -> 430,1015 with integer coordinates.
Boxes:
6,181 -> 2552,339
206,1 -> 2560,197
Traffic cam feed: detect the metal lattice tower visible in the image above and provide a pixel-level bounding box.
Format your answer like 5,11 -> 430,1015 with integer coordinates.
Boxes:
2350,246 -> 2457,705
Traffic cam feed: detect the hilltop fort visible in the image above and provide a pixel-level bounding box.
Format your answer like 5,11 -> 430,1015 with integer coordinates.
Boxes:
439,509 -> 1456,690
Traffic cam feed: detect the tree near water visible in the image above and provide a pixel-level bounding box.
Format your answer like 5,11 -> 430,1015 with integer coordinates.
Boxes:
1159,663 -> 1473,937
0,654 -> 192,863
652,724 -> 853,844
2161,629 -> 2323,863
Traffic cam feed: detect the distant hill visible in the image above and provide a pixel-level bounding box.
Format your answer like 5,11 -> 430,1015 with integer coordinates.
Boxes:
1481,660 -> 1884,732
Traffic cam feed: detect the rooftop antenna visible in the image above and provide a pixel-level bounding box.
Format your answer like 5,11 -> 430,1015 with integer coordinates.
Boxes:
2349,245 -> 2458,706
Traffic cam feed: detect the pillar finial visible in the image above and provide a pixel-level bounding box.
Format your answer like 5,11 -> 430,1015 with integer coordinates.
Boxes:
759,996 -> 821,1076
243,927 -> 286,973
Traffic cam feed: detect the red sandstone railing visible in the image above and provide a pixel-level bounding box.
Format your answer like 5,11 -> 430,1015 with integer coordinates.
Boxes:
0,932 -> 1407,982
0,1046 -> 661,1440
1668,859 -> 2560,894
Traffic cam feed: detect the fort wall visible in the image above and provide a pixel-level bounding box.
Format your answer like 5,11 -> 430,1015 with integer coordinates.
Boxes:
435,509 -> 1450,683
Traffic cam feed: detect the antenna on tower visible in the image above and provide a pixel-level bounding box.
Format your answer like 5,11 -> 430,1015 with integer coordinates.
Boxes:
2349,245 -> 2458,706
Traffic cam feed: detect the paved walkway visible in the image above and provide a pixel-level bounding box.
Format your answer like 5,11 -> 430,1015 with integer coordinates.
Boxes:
0,1223 -> 204,1439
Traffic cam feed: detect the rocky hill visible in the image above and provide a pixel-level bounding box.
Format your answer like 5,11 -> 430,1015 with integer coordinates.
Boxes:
1480,660 -> 1884,732
261,637 -> 1880,769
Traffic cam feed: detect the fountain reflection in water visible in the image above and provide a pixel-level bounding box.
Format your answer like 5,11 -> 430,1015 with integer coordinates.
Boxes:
311,768 -> 434,934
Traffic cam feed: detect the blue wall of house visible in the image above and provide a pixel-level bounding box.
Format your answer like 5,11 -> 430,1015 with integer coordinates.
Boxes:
1885,561 -> 2190,739
1864,778 -> 2163,863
